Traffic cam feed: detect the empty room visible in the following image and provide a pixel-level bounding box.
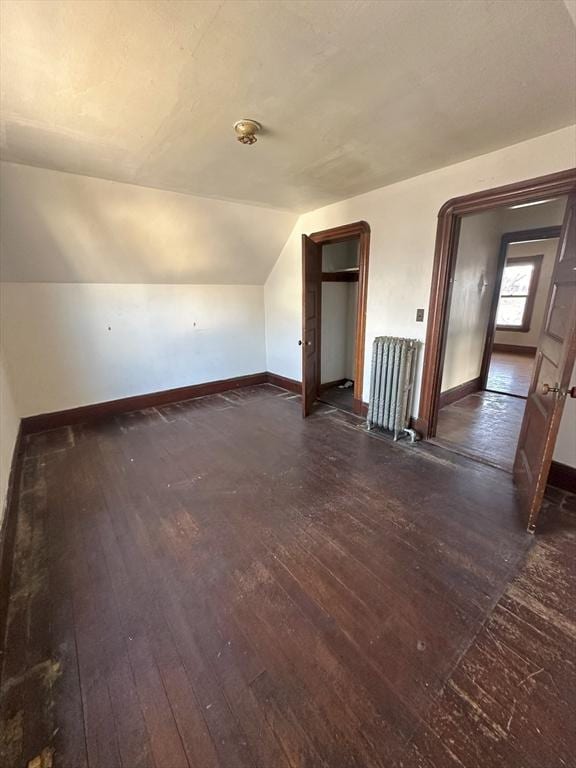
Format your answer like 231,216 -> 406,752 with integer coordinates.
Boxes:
0,2 -> 575,768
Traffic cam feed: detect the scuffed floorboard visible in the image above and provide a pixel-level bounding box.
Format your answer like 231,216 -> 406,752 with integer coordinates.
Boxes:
399,491 -> 576,768
0,385 -> 574,768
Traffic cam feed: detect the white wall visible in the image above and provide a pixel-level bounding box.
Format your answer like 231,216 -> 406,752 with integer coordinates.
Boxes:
495,238 -> 559,348
0,354 -> 19,521
321,283 -> 349,384
320,281 -> 357,384
0,163 -> 281,417
0,283 -> 265,417
442,210 -> 502,391
264,125 -> 576,414
346,283 -> 358,380
322,241 -> 359,272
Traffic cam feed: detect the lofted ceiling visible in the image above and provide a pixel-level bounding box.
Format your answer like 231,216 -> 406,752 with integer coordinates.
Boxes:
0,162 -> 297,284
1,0 -> 575,213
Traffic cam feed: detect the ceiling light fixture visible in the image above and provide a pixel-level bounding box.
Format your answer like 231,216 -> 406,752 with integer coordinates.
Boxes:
234,119 -> 262,145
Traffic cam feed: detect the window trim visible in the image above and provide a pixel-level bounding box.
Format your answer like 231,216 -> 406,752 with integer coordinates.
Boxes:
496,254 -> 543,333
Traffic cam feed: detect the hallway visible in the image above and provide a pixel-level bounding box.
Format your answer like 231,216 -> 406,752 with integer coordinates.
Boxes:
485,349 -> 535,398
436,390 -> 525,471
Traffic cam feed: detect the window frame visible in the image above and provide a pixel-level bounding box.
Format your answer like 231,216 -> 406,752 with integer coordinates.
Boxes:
495,253 -> 543,333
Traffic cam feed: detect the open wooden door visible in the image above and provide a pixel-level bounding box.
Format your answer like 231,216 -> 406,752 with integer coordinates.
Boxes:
514,193 -> 576,531
301,234 -> 322,417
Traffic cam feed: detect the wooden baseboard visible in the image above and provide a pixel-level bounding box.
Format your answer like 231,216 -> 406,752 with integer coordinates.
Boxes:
266,373 -> 302,395
21,373 -> 269,434
439,377 -> 482,409
548,461 -> 576,493
0,424 -> 24,679
492,343 -> 537,356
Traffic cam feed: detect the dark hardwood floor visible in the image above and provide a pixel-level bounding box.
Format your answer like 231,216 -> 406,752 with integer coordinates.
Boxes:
1,384 -> 574,768
485,350 -> 535,398
318,382 -> 354,413
436,391 -> 526,471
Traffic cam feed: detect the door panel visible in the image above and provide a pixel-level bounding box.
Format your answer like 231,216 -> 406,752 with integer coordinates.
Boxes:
514,194 -> 576,531
302,235 -> 322,417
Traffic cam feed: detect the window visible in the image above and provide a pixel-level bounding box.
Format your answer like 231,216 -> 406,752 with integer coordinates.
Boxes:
496,254 -> 542,332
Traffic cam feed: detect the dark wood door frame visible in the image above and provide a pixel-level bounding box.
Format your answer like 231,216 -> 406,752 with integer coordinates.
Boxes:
479,225 -> 562,391
304,220 -> 370,415
417,168 -> 576,438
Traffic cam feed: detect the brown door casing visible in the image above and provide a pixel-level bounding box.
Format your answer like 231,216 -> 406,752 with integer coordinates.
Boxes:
301,221 -> 370,417
302,234 -> 322,417
417,168 -> 576,532
514,193 -> 576,531
418,168 -> 576,438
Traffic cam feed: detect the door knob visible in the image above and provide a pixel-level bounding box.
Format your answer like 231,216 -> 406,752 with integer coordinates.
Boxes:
542,383 -> 560,395
298,340 -> 303,346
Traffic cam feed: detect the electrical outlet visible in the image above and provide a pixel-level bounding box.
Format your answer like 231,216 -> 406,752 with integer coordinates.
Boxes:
416,308 -> 425,322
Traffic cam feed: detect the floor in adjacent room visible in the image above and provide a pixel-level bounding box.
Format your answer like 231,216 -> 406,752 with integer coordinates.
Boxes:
436,391 -> 526,471
485,349 -> 535,398
1,384 -> 574,768
436,351 -> 534,471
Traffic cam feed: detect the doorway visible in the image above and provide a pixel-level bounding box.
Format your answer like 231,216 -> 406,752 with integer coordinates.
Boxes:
318,241 -> 359,413
435,214 -> 564,471
484,225 -> 562,399
301,221 -> 370,417
418,169 -> 576,531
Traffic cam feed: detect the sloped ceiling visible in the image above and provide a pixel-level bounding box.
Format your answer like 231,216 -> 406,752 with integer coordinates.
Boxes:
0,162 -> 297,284
1,0 -> 575,213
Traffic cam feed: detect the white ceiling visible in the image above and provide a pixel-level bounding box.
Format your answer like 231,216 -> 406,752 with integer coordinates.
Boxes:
1,0 -> 575,213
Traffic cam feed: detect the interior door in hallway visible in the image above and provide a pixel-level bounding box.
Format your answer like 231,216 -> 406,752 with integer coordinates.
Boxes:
514,193 -> 576,531
302,234 -> 322,417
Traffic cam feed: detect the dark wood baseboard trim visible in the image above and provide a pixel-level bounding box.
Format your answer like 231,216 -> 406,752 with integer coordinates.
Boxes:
492,343 -> 537,356
0,424 -> 24,680
319,379 -> 349,392
547,461 -> 576,493
439,377 -> 482,409
266,373 -> 302,395
20,373 -> 307,436
21,373 -> 269,434
17,371 -> 433,447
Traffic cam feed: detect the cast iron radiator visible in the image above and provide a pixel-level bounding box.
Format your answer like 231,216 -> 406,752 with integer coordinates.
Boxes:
366,336 -> 419,441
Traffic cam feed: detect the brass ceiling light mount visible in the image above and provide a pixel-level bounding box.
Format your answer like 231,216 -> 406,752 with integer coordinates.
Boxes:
234,119 -> 262,145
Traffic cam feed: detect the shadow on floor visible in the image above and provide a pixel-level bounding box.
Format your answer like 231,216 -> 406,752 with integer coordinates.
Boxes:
318,382 -> 354,413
